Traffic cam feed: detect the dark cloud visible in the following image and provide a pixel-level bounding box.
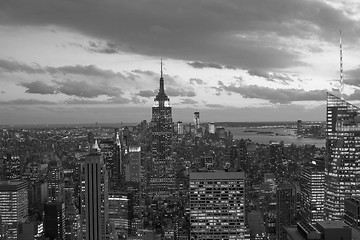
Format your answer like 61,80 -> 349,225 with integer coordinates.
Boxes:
19,81 -> 56,94
2,0 -> 354,69
0,59 -> 124,79
180,98 -> 198,104
166,87 -> 196,97
137,90 -> 157,98
189,78 -> 205,85
54,79 -> 122,98
188,61 -> 223,69
218,83 -> 328,104
247,69 -> 294,85
345,67 -> 360,87
0,99 -> 56,105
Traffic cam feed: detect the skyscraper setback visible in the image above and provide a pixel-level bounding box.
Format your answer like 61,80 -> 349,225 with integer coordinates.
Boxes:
325,93 -> 360,220
150,61 -> 174,196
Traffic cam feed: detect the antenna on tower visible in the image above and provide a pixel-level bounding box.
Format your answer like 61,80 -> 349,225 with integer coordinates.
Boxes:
340,30 -> 344,99
160,58 -> 163,78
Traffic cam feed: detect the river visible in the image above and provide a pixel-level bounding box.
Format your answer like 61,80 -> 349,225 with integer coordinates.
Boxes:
227,127 -> 325,148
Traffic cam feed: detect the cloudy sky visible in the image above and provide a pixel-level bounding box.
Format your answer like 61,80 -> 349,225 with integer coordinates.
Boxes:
1,0 -> 360,125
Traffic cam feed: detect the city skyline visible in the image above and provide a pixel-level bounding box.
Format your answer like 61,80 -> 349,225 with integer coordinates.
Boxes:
1,0 -> 360,124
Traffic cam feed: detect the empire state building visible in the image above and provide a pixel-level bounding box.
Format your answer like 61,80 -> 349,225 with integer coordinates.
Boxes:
150,62 -> 174,197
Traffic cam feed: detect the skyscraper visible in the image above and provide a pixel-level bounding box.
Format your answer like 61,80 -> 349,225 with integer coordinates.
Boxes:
276,183 -> 296,240
125,146 -> 141,183
0,181 -> 28,240
80,141 -> 109,240
300,158 -> 325,224
48,159 -> 65,202
325,93 -> 360,220
44,202 -> 65,240
150,61 -> 174,196
190,170 -> 245,239
1,153 -> 20,181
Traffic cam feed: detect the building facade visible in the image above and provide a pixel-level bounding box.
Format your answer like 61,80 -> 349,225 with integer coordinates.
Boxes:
44,202 -> 65,240
325,93 -> 360,220
300,158 -> 326,224
150,65 -> 174,196
276,183 -> 296,240
80,143 -> 109,240
190,170 -> 245,239
0,181 -> 28,239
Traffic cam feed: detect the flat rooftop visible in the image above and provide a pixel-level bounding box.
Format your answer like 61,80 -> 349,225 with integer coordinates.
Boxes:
190,170 -> 244,179
317,220 -> 350,229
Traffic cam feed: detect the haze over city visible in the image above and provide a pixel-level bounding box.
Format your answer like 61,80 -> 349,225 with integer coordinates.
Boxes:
1,0 -> 360,124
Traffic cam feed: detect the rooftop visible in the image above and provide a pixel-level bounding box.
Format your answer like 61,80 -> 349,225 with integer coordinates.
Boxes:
190,170 -> 244,180
317,220 -> 350,229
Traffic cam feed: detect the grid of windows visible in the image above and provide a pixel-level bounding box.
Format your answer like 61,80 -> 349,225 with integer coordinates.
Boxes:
325,93 -> 360,220
190,171 -> 245,240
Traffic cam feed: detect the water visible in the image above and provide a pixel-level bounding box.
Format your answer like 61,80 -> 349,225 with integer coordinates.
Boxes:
227,127 -> 325,148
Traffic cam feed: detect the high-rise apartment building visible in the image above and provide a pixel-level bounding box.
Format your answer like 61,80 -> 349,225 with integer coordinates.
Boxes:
190,170 -> 245,239
80,142 -> 109,240
300,158 -> 326,224
44,202 -> 65,240
150,63 -> 174,196
276,182 -> 296,240
0,181 -> 28,239
325,93 -> 360,220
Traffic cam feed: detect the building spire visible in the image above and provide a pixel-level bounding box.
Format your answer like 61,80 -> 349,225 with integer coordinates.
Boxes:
340,30 -> 344,99
160,58 -> 164,93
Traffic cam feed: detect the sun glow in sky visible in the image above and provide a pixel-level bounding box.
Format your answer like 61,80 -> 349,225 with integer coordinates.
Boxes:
1,0 -> 360,124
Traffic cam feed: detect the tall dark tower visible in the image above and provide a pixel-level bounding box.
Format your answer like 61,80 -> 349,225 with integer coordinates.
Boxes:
150,60 -> 174,197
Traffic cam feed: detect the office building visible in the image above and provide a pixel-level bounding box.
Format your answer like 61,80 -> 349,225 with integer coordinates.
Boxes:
177,121 -> 184,135
113,131 -> 124,189
150,62 -> 174,197
300,159 -> 325,224
190,170 -> 245,239
297,120 -> 303,135
125,146 -> 141,183
108,191 -> 130,239
208,122 -> 215,134
0,181 -> 28,239
44,202 -> 65,240
276,182 -> 296,240
48,159 -> 65,202
80,141 -> 109,240
325,93 -> 360,220
1,153 -> 21,181
344,196 -> 360,228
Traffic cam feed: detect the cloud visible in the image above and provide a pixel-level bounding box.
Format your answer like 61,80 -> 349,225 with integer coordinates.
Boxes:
132,69 -> 157,76
137,90 -> 157,98
205,104 -> 225,108
54,79 -> 122,98
0,59 -> 124,79
166,87 -> 196,97
189,78 -> 205,85
19,81 -> 56,94
180,98 -> 198,104
247,69 -> 294,85
188,61 -> 223,69
345,67 -> 360,87
0,99 -> 56,105
2,0 -> 354,69
218,83 -> 328,103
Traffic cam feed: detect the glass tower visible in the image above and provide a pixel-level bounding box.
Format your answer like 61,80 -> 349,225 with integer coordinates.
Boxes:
325,92 -> 360,220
